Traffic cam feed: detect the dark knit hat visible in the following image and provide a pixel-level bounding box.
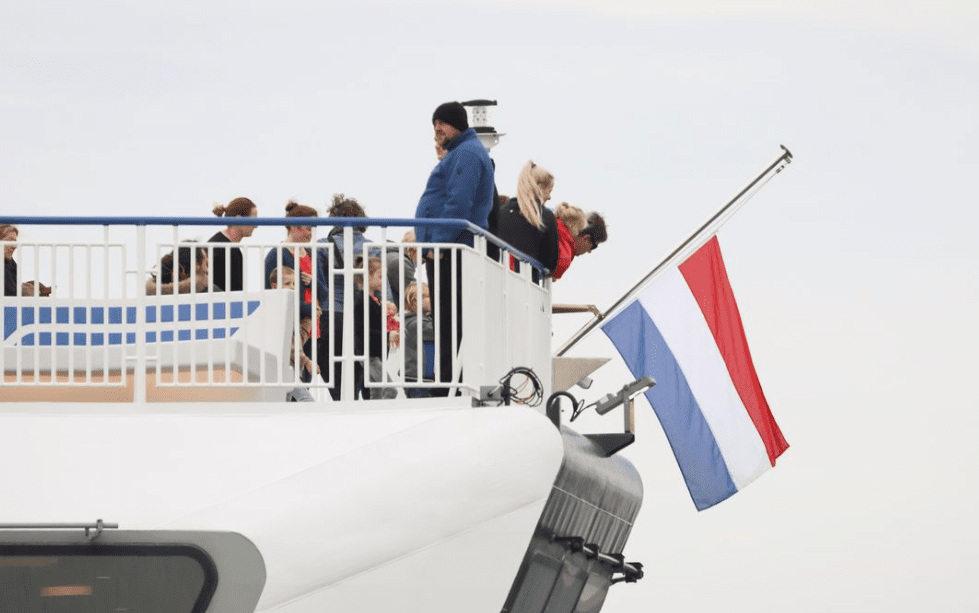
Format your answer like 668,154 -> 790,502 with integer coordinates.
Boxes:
432,102 -> 469,132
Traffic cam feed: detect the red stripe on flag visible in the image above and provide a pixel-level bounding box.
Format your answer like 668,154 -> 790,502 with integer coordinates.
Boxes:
678,236 -> 789,465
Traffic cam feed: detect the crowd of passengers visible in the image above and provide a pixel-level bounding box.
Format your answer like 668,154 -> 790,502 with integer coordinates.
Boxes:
0,101 -> 608,401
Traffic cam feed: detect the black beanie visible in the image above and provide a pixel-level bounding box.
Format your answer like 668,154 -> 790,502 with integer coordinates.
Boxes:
432,102 -> 469,132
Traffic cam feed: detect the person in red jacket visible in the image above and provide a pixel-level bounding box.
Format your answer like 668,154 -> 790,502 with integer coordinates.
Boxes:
553,207 -> 607,280
552,203 -> 586,280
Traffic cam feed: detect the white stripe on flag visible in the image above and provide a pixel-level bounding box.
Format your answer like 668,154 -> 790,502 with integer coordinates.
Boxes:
638,269 -> 770,489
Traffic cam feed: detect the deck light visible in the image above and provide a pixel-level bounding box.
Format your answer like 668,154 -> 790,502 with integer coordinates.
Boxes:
462,99 -> 506,152
593,376 -> 656,415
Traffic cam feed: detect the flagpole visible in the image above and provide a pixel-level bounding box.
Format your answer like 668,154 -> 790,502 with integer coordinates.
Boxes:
555,144 -> 793,357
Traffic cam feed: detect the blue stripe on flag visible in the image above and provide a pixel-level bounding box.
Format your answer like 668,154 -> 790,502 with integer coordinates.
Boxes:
603,300 -> 737,510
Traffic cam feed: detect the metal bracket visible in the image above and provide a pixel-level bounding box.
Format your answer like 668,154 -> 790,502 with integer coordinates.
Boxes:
584,433 -> 636,457
478,385 -> 504,404
552,535 -> 644,584
0,519 -> 118,542
86,519 -> 106,541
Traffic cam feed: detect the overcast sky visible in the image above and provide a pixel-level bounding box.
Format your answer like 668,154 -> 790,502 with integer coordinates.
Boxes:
3,1 -> 977,611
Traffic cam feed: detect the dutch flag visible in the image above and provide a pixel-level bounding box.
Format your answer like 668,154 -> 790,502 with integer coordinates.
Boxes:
603,236 -> 789,511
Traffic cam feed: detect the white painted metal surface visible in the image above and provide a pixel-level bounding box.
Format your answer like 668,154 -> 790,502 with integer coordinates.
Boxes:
0,404 -> 564,612
1,218 -> 563,612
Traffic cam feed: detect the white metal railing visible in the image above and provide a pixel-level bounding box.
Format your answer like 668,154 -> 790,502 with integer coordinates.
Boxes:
1,219 -> 552,404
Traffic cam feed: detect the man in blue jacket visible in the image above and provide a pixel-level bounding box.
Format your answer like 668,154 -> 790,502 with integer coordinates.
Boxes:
414,101 -> 495,396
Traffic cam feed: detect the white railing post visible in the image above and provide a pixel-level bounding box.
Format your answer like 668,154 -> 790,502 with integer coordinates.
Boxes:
341,226 -> 355,401
103,226 -> 111,385
133,225 -> 147,403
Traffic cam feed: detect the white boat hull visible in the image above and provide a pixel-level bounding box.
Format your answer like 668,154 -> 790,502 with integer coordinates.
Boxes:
0,402 -> 565,612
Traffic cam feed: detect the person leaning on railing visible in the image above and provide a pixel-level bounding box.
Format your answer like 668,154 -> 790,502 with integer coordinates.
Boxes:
495,160 -> 559,281
552,207 -> 607,280
146,244 -> 211,295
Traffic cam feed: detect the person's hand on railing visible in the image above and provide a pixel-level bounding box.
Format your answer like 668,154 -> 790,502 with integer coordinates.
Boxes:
299,317 -> 313,346
300,352 -> 319,376
21,281 -> 52,297
194,267 -> 211,292
552,303 -> 603,319
388,329 -> 400,350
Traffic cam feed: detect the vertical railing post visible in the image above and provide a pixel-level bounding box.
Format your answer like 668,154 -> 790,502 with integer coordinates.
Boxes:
341,226 -> 355,401
466,236 -> 488,392
103,226 -> 111,385
133,225 -> 147,403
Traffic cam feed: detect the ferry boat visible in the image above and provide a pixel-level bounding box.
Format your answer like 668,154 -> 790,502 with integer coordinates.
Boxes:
0,216 -> 645,613
0,104 -> 647,613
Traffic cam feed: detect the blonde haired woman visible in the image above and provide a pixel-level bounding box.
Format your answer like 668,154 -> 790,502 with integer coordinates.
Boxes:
495,160 -> 560,278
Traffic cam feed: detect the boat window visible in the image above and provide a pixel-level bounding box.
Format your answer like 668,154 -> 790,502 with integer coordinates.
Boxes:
0,544 -> 217,613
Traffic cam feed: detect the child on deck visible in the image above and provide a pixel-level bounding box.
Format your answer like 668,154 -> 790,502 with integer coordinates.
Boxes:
359,257 -> 399,400
403,282 -> 434,398
270,266 -> 318,402
147,245 -> 212,295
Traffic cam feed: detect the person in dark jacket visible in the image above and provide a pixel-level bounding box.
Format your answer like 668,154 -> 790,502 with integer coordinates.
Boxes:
413,101 -> 495,396
495,160 -> 559,280
208,197 -> 258,292
317,193 -> 371,401
264,201 -> 329,387
147,244 -> 211,295
354,256 -> 398,400
2,224 -> 19,297
2,224 -> 51,297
